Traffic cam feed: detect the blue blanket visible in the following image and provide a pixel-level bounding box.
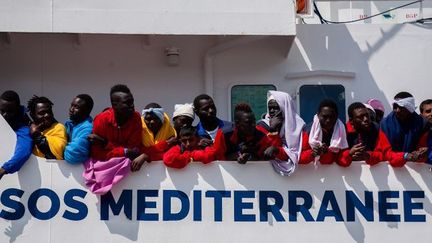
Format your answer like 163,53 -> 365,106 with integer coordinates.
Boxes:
380,111 -> 426,152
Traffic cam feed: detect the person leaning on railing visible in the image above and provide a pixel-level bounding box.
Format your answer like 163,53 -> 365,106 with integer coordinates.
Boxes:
84,84 -> 144,195
303,99 -> 350,166
256,91 -> 308,176
0,90 -> 32,180
63,94 -> 94,164
163,125 -> 222,169
342,102 -> 383,166
140,103 -> 177,162
375,92 -> 429,167
27,95 -> 67,160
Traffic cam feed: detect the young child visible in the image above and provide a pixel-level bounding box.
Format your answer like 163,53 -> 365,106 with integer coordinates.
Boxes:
163,126 -> 222,168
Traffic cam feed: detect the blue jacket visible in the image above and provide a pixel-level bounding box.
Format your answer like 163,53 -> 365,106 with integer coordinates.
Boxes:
2,126 -> 33,173
64,117 -> 93,164
380,111 -> 427,152
197,118 -> 233,140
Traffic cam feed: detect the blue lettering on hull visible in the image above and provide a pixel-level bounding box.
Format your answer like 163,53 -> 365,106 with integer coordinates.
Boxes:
0,189 -> 426,223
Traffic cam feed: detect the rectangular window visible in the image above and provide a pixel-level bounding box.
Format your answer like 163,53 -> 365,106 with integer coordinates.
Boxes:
230,85 -> 276,121
299,85 -> 346,124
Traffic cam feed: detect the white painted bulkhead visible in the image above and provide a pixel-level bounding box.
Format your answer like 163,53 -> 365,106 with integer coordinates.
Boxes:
0,0 -> 296,35
0,23 -> 430,122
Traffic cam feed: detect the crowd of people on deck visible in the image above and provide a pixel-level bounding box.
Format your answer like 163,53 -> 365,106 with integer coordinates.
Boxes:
0,84 -> 431,195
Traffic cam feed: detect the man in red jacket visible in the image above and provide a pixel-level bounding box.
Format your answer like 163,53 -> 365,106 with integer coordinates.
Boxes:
342,102 -> 383,165
305,99 -> 349,166
84,84 -> 144,195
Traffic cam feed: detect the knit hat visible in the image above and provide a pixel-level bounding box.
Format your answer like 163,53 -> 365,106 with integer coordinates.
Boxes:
173,103 -> 195,119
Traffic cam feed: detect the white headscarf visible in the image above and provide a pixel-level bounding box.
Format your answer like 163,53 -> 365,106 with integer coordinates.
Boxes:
393,97 -> 416,113
267,91 -> 305,176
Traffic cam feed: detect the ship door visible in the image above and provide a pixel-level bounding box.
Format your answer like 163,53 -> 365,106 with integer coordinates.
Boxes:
299,84 -> 346,124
